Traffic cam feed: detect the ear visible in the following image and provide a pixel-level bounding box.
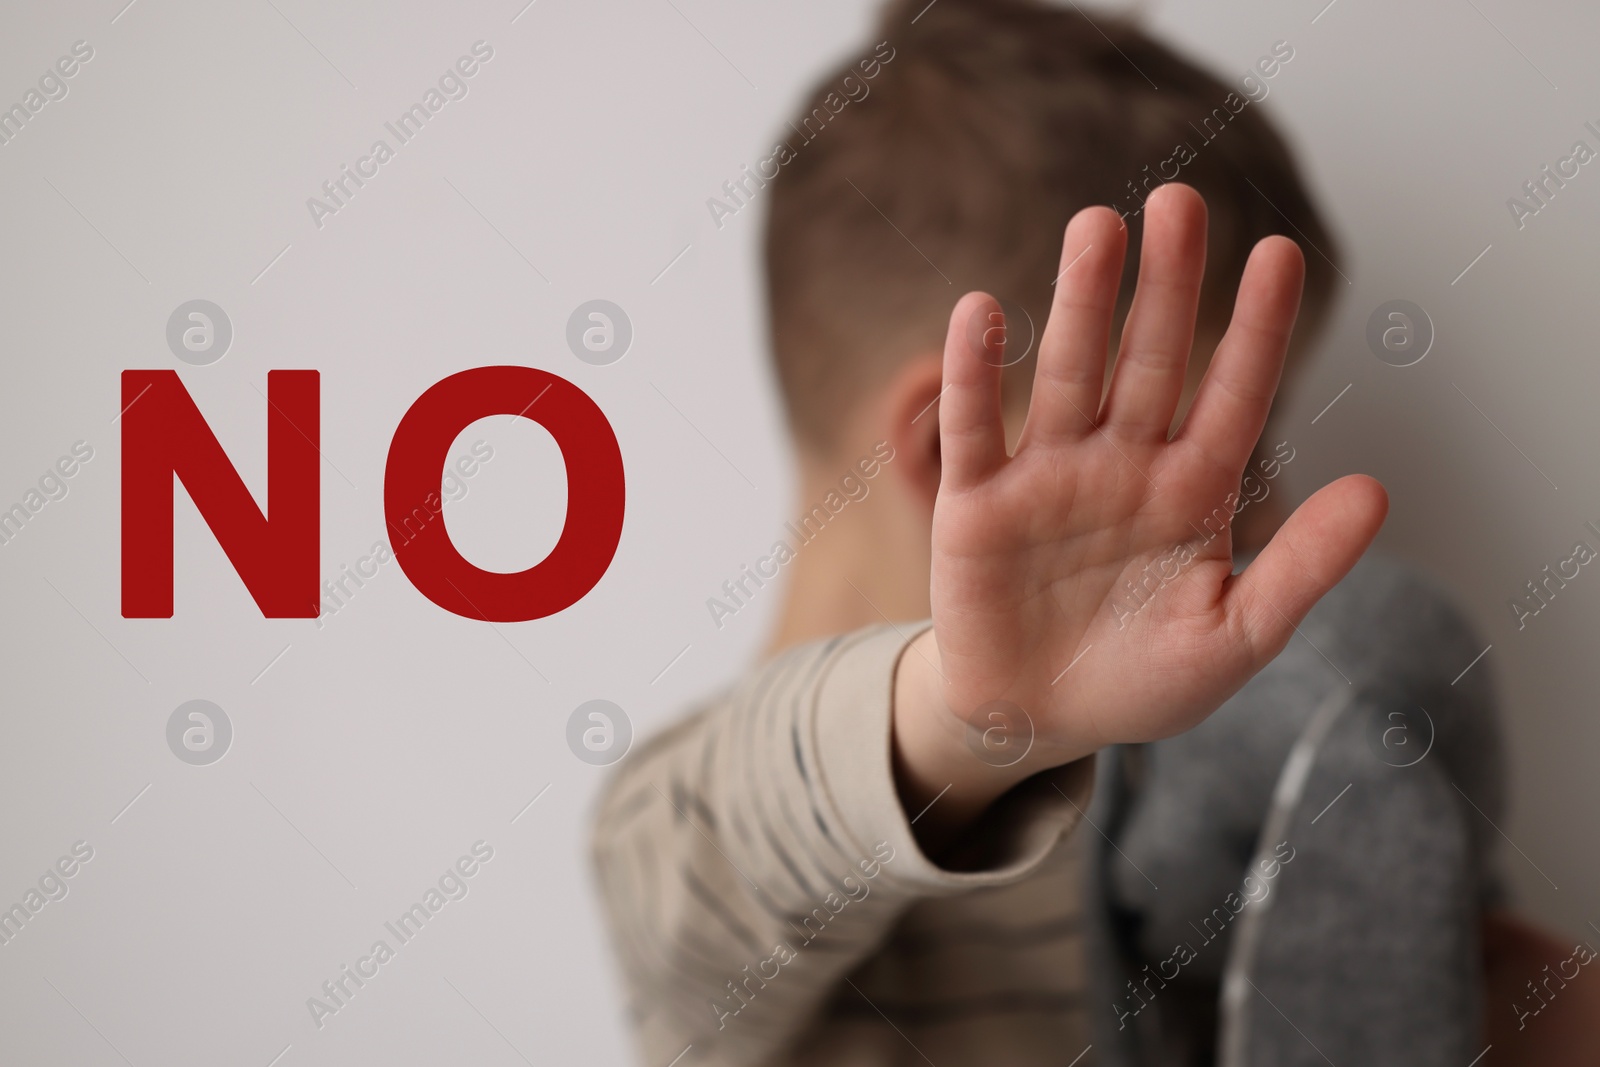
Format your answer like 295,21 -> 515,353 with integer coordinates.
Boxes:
881,353 -> 946,510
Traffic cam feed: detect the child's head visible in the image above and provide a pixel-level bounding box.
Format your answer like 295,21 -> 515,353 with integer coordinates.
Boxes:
763,0 -> 1337,471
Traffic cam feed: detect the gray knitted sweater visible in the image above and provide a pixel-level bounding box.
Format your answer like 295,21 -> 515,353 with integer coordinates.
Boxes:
1086,552 -> 1505,1067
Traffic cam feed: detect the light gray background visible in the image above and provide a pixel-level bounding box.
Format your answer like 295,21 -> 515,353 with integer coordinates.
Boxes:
0,0 -> 1595,1063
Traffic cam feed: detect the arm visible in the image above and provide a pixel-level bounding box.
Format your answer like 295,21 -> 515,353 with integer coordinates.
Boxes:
591,628 -> 1093,1066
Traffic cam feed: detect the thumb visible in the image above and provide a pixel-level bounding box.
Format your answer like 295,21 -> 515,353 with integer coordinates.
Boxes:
1224,474 -> 1388,668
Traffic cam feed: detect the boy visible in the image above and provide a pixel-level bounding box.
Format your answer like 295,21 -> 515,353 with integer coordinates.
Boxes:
592,1 -> 1595,1063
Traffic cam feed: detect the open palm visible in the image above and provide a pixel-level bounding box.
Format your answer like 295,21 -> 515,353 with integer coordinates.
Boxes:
928,184 -> 1387,771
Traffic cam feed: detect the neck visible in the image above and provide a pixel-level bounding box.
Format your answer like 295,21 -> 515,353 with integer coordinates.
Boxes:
763,459 -> 932,659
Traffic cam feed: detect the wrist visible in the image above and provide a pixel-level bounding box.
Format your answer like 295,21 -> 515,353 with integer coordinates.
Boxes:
890,629 -> 1083,851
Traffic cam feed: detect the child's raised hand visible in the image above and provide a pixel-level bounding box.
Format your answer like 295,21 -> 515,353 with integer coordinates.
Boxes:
893,183 -> 1387,840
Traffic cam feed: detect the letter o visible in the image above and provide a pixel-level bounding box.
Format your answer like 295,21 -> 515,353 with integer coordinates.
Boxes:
384,366 -> 624,621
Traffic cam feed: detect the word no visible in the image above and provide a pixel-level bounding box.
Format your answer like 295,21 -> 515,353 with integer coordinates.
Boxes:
121,367 -> 623,622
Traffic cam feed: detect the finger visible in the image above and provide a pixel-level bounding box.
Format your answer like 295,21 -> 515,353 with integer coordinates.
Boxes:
1100,183 -> 1208,439
1018,206 -> 1128,446
1224,474 -> 1388,667
1173,236 -> 1304,470
940,291 -> 1009,488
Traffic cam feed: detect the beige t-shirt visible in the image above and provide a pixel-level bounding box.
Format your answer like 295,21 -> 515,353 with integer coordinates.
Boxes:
592,624 -> 1096,1066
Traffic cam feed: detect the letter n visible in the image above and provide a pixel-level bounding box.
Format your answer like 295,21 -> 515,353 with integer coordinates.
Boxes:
121,370 -> 320,617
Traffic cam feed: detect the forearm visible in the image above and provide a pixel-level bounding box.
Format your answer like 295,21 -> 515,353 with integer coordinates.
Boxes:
590,631 -> 938,1063
592,701 -> 894,1062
